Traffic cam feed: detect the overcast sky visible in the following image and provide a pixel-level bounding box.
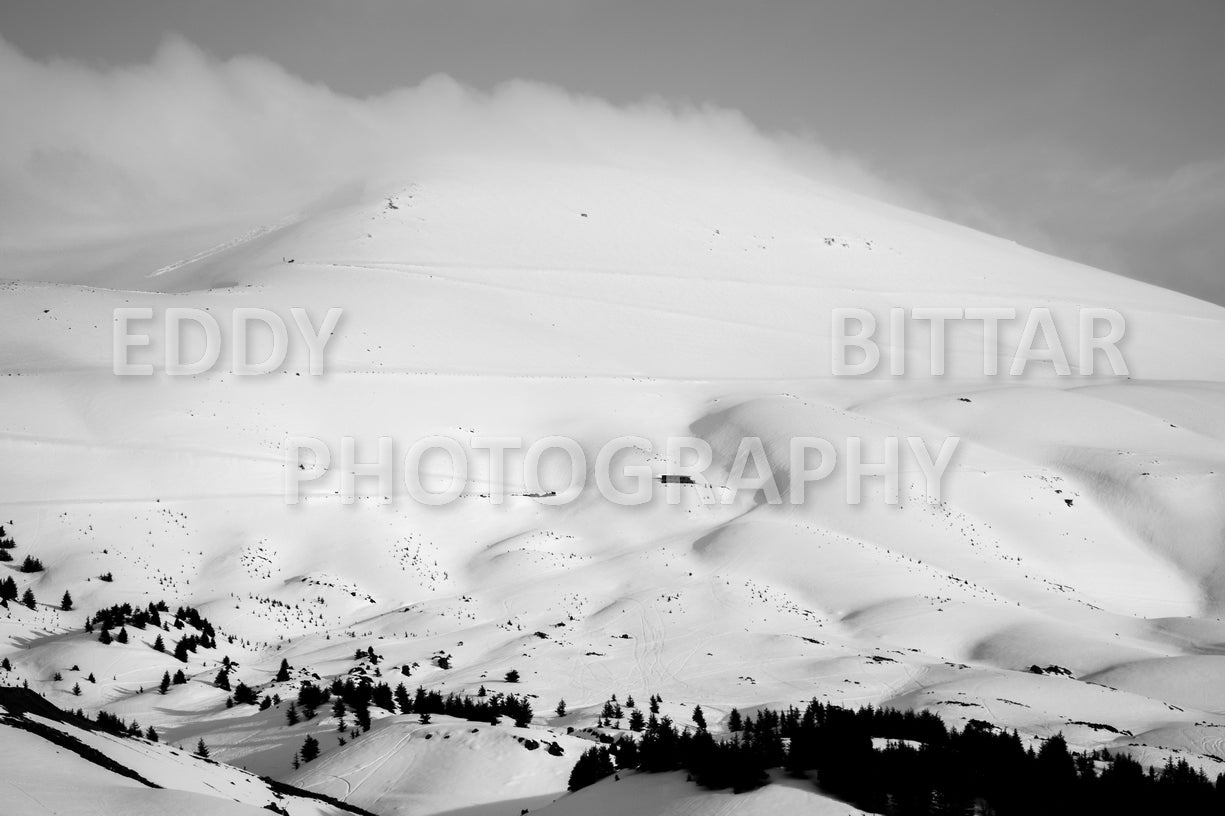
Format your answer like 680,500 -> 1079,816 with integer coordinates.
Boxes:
2,0 -> 1222,303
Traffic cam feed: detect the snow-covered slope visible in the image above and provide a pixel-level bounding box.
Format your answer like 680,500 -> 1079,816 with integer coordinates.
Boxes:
3,153 -> 1225,812
0,689 -> 363,816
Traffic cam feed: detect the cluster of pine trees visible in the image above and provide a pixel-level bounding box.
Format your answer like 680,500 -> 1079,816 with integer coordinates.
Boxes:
568,698 -> 1225,814
85,601 -> 220,658
87,600 -> 170,631
409,685 -> 534,727
72,707 -> 160,743
0,576 -> 26,606
0,528 -> 36,609
282,679 -> 535,730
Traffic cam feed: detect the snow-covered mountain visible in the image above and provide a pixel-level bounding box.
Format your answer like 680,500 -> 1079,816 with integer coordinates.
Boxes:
3,152 -> 1225,814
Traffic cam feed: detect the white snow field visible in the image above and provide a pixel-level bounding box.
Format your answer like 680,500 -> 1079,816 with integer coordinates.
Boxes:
3,152 -> 1225,814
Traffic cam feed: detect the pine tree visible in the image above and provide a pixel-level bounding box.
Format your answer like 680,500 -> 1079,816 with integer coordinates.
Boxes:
21,588 -> 35,609
692,705 -> 706,731
649,695 -> 660,714
275,658 -> 291,682
99,628 -> 113,644
214,668 -> 231,690
194,738 -> 209,758
629,709 -> 646,732
116,628 -> 129,644
173,669 -> 186,684
174,638 -> 190,662
20,555 -> 44,573
300,734 -> 320,762
728,708 -> 742,732
0,577 -> 17,602
153,634 -> 165,652
556,699 -> 567,717
394,683 -> 411,714
60,590 -> 73,611
72,682 -> 82,696
87,672 -> 96,683
504,669 -> 520,683
0,657 -> 10,671
233,681 -> 257,705
286,702 -> 300,725
159,671 -> 171,694
146,726 -> 159,742
418,712 -> 432,725
568,746 -> 616,791
626,695 -> 636,709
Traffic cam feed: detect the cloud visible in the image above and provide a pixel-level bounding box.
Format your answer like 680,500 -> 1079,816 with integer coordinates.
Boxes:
933,142 -> 1225,306
0,35 -> 917,253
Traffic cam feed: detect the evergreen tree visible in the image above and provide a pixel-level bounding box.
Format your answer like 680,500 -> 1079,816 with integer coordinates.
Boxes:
394,683 -> 411,714
153,634 -> 165,652
418,712 -> 431,725
173,669 -> 186,684
146,726 -> 159,742
20,555 -> 44,573
372,682 -> 395,712
72,682 -> 82,696
174,638 -> 190,662
21,588 -> 35,609
286,703 -> 300,725
629,709 -> 646,732
692,705 -> 706,731
728,708 -> 742,732
214,668 -> 231,690
116,628 -> 129,644
99,629 -> 113,645
233,681 -> 257,705
505,669 -> 520,683
650,695 -> 660,714
300,734 -> 320,763
0,657 -> 10,671
276,658 -> 291,682
159,671 -> 171,694
556,699 -> 567,717
0,577 -> 17,602
194,738 -> 209,758
568,746 -> 616,791
60,590 -> 73,611
626,695 -> 636,708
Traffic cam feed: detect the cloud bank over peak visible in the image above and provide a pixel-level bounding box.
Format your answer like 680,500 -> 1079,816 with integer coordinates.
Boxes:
0,35 -> 917,251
